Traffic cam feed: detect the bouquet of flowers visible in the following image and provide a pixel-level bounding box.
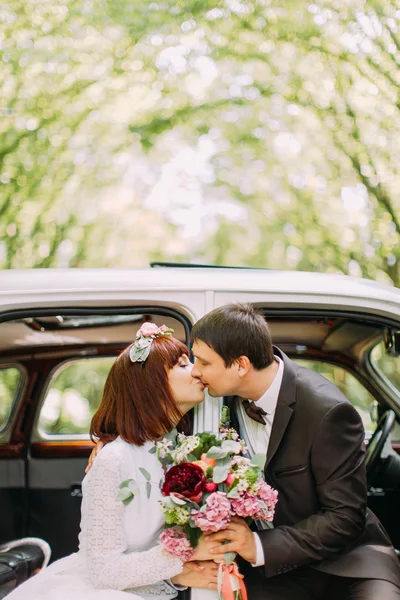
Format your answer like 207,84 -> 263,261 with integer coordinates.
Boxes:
151,409 -> 278,600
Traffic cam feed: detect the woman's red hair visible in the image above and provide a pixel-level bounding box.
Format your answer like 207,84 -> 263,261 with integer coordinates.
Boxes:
90,336 -> 189,446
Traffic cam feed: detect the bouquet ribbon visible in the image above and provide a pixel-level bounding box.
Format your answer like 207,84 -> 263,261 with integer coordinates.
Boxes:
218,562 -> 248,600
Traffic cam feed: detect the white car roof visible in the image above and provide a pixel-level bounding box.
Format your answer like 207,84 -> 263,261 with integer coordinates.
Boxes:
0,268 -> 399,322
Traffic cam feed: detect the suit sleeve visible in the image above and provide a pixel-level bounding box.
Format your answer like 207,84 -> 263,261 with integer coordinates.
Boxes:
256,401 -> 367,578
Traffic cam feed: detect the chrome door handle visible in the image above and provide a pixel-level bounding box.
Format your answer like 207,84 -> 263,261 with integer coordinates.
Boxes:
70,483 -> 82,497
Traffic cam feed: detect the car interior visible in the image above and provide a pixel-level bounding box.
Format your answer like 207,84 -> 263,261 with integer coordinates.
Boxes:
1,306 -> 399,596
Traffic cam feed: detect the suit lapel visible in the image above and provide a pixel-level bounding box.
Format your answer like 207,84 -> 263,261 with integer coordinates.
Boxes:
223,347 -> 298,468
265,348 -> 297,468
265,397 -> 294,466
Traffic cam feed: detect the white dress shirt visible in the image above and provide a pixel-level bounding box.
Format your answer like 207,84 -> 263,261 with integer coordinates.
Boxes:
237,357 -> 284,567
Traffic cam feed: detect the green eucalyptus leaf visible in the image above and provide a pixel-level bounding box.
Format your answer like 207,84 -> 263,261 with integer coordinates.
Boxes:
116,487 -> 134,502
119,478 -> 139,495
119,479 -> 131,488
170,493 -> 187,506
164,429 -> 178,443
148,446 -> 157,454
207,446 -> 228,460
139,467 -> 151,481
146,481 -> 152,499
213,465 -> 230,484
163,497 -> 175,509
122,497 -> 133,506
250,453 -> 266,470
215,456 -> 231,470
227,486 -> 241,499
221,440 -> 241,454
130,481 -> 139,494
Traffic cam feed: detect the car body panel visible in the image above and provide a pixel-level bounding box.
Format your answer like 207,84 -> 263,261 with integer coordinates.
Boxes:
1,268 -> 400,319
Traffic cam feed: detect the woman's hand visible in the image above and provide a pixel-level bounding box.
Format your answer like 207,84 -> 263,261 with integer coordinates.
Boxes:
191,536 -> 219,562
171,561 -> 218,590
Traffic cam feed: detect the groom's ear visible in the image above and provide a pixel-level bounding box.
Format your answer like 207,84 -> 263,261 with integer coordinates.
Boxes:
235,355 -> 251,377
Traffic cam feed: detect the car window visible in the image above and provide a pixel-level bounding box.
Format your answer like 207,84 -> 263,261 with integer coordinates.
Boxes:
0,366 -> 23,430
370,342 -> 400,443
294,360 -> 376,435
370,342 -> 400,392
38,357 -> 115,436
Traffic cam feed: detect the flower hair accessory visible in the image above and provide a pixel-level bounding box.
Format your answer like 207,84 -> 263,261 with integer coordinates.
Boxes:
129,323 -> 174,363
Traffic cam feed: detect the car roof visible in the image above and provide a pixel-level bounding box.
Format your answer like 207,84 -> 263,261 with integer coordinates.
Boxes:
0,268 -> 399,320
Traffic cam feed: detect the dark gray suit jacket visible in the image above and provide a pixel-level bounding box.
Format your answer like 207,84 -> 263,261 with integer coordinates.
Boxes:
225,347 -> 400,586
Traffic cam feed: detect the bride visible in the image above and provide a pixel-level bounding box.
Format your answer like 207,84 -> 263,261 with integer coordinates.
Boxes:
7,324 -> 218,599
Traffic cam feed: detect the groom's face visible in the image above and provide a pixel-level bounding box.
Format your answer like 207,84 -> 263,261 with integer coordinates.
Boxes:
191,340 -> 240,397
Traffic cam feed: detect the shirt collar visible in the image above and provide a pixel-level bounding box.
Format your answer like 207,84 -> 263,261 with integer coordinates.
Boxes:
253,356 -> 284,415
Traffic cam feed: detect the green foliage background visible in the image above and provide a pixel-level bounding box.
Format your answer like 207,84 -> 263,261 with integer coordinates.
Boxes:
1,0 -> 399,284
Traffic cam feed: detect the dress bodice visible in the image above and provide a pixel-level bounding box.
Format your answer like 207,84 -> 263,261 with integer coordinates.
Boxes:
77,437 -> 183,596
79,437 -> 166,553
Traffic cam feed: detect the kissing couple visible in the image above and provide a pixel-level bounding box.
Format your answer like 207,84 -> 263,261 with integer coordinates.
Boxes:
7,305 -> 400,600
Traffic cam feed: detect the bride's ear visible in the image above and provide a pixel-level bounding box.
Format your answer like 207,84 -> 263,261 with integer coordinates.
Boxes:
235,355 -> 251,378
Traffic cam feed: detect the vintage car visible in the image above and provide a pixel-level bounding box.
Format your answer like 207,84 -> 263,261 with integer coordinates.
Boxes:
0,267 -> 399,595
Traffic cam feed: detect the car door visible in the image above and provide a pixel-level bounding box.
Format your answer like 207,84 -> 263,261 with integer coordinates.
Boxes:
28,355 -> 114,560
24,308 -> 195,561
0,364 -> 27,546
0,294 -> 205,562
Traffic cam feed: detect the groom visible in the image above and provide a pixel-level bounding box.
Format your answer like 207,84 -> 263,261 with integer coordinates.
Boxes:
190,303 -> 400,599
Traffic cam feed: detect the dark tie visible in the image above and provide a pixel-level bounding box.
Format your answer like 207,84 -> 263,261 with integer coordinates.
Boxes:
242,400 -> 267,425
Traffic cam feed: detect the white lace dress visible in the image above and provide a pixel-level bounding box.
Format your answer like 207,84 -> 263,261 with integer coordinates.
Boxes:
6,437 -> 186,599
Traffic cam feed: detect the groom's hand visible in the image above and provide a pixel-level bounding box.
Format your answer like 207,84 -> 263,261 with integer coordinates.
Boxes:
205,517 -> 256,563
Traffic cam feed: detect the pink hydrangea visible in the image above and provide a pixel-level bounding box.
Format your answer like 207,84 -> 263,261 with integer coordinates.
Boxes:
231,482 -> 278,521
192,492 -> 231,532
257,481 -> 279,514
230,493 -> 260,518
139,322 -> 162,337
159,528 -> 194,561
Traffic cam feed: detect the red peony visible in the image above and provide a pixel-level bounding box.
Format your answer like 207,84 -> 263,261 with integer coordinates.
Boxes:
161,463 -> 206,503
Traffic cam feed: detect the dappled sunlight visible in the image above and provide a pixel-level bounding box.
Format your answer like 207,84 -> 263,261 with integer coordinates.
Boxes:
0,0 -> 399,281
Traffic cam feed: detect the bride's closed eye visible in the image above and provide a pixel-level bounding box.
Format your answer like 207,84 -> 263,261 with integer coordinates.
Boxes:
179,356 -> 192,368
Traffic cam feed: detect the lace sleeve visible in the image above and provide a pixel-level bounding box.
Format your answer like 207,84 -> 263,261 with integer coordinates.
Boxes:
84,446 -> 184,590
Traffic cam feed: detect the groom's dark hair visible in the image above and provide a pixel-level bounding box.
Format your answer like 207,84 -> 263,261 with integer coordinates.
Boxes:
191,303 -> 274,370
